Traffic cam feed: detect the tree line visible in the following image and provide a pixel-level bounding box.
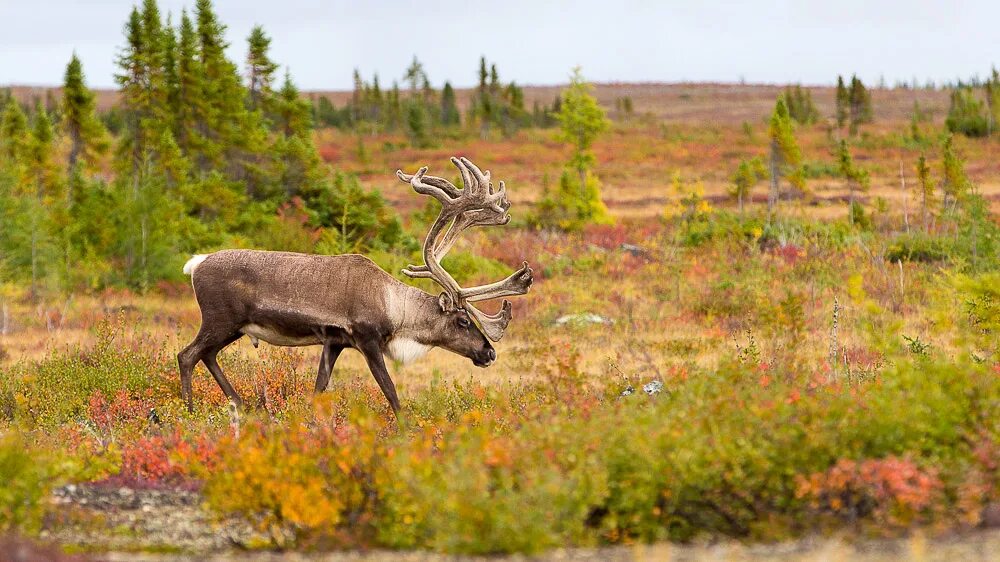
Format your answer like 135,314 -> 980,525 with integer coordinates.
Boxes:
0,0 -> 404,294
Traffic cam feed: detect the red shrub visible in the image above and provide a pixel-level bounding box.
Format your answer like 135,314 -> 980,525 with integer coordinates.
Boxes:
796,456 -> 943,529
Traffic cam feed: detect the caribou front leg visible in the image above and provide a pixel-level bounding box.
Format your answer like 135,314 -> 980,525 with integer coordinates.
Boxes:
357,340 -> 401,416
315,342 -> 345,392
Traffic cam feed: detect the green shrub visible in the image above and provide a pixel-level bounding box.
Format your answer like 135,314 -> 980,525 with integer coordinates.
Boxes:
0,435 -> 52,533
887,233 -> 950,263
3,323 -> 167,428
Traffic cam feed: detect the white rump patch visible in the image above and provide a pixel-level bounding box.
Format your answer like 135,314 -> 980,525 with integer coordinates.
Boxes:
385,337 -> 431,364
182,254 -> 209,275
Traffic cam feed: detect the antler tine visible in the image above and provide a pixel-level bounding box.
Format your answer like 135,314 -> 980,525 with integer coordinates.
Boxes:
396,167 -> 461,202
398,157 -> 532,342
467,300 -> 512,341
462,262 -> 532,302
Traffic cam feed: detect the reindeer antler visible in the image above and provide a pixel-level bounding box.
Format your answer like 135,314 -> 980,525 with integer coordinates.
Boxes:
396,157 -> 533,341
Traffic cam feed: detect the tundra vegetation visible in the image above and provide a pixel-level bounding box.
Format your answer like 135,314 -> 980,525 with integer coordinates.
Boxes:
1,0 -> 1000,557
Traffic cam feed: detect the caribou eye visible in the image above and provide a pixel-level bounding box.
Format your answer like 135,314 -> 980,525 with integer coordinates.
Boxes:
457,316 -> 471,328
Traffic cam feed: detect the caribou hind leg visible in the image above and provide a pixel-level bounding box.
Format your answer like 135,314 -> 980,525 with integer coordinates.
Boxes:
178,322 -> 245,411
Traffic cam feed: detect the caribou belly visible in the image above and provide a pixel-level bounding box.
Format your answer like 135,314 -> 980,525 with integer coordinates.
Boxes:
242,323 -> 321,347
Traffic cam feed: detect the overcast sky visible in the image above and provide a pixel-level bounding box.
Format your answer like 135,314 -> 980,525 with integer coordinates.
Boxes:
2,1 -> 998,90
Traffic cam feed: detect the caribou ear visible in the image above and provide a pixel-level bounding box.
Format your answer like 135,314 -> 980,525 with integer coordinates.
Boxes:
437,292 -> 456,312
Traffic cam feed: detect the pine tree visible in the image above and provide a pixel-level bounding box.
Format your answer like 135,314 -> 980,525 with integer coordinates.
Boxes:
386,81 -> 403,129
139,0 -> 169,130
767,98 -> 804,217
62,54 -> 110,176
440,81 -> 460,126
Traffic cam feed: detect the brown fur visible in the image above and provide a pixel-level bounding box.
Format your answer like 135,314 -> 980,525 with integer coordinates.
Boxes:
177,249 -> 493,415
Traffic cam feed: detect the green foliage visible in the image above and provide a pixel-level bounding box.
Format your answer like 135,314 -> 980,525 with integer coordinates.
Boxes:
0,0 -> 409,293
2,323 -> 164,427
847,75 -> 873,135
404,101 -> 433,148
835,75 -> 849,128
246,25 -> 278,112
62,54 -> 110,174
945,88 -> 989,138
534,68 -> 611,231
940,134 -> 971,206
886,232 -> 950,263
782,85 -> 819,125
439,81 -> 460,126
730,156 -> 767,211
0,436 -> 52,533
915,154 -> 936,231
308,172 -> 413,254
836,140 -> 870,225
767,98 -> 805,215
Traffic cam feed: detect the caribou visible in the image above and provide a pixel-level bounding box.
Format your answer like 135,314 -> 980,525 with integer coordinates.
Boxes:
177,157 -> 532,414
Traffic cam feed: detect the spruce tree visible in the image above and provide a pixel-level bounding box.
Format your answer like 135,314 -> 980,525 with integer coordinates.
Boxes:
835,75 -> 848,128
783,85 -> 818,125
0,99 -> 30,163
730,157 -> 766,213
539,67 -> 611,229
940,134 -> 969,210
246,25 -> 278,112
836,140 -> 870,225
915,153 -> 935,231
440,81 -> 460,126
114,6 -> 149,175
404,55 -> 425,93
161,14 -> 179,114
174,9 -> 204,156
404,102 -> 432,148
985,67 -> 1000,136
274,70 -> 312,138
848,75 -> 873,135
945,87 -> 988,137
62,54 -> 110,176
26,107 -> 61,295
767,98 -> 804,217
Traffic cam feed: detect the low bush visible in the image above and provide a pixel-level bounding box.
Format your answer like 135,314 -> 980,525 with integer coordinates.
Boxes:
200,356 -> 999,552
0,435 -> 52,533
